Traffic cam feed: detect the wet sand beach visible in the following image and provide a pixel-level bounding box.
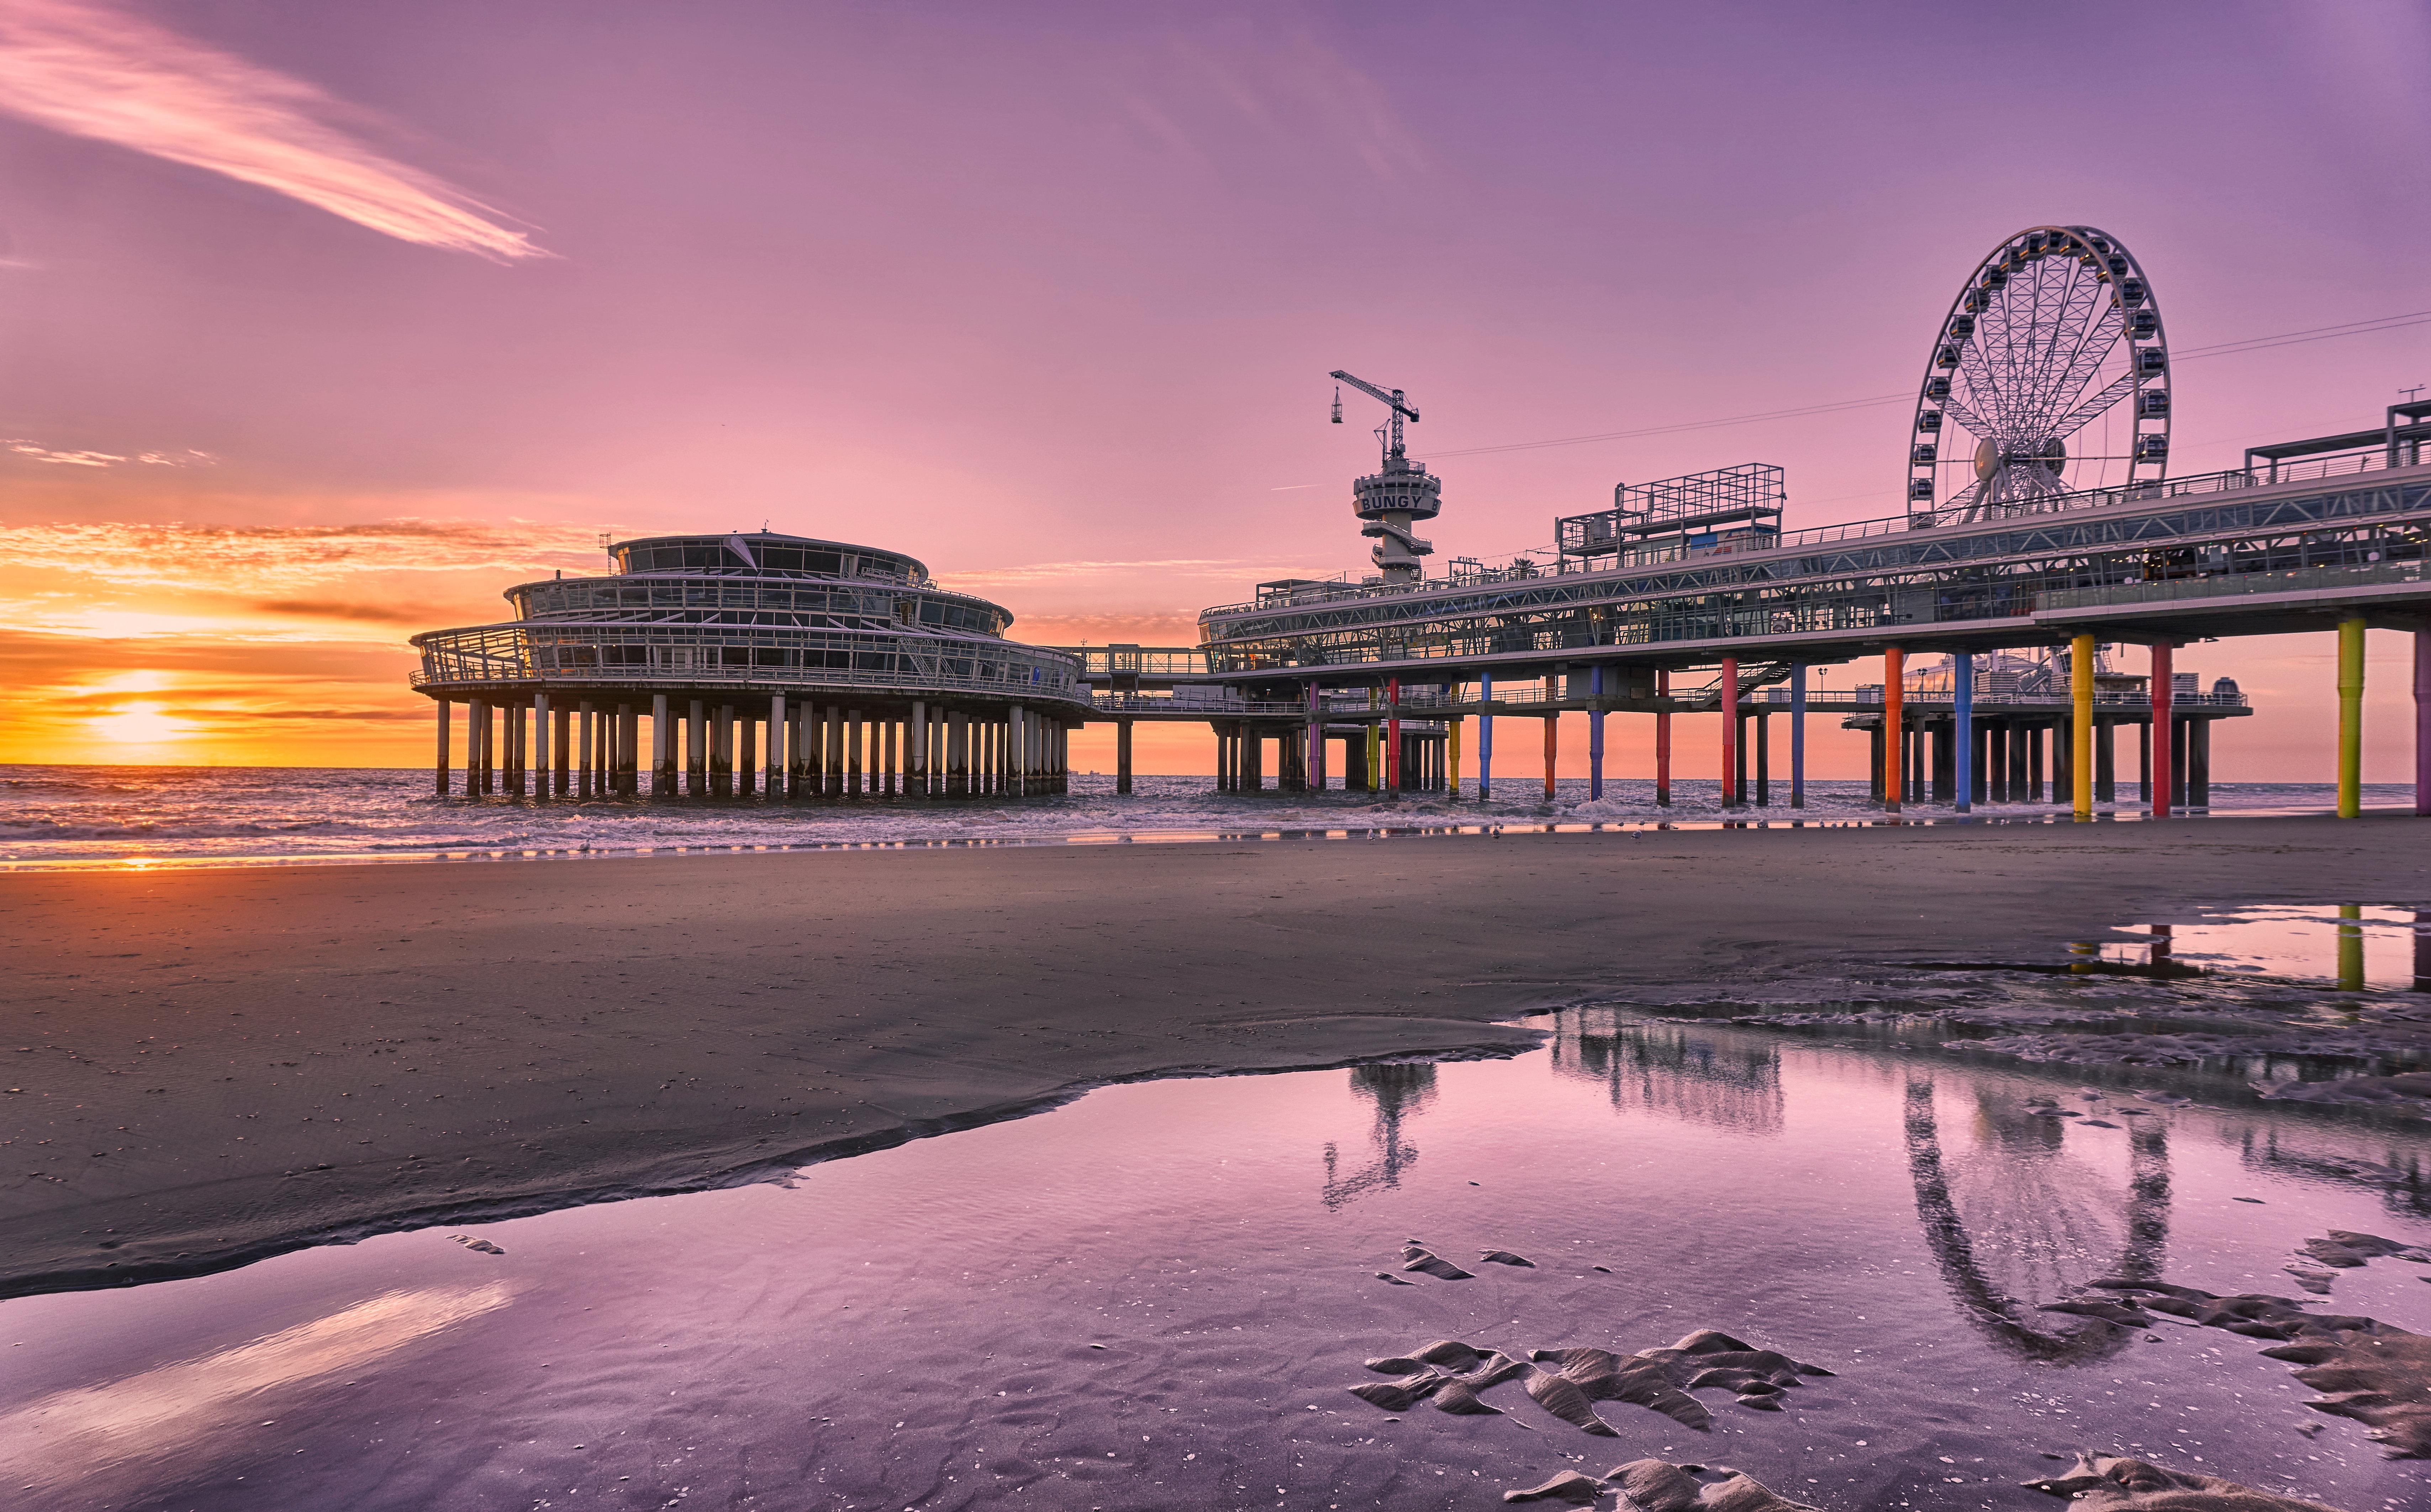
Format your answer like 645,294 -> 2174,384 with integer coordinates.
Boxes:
5,813 -> 2429,1298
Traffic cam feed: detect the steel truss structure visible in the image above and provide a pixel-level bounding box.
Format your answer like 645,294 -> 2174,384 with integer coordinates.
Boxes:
1192,457 -> 2431,687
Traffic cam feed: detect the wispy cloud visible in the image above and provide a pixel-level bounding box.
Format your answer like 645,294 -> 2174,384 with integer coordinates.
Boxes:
4,437 -> 213,467
0,517 -> 608,591
251,597 -> 428,625
937,554 -> 1337,589
0,0 -> 547,259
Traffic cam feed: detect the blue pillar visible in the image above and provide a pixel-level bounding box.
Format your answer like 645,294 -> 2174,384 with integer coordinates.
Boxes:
1588,665 -> 1606,800
1789,664 -> 1806,809
1478,670 -> 1495,800
1953,652 -> 1974,815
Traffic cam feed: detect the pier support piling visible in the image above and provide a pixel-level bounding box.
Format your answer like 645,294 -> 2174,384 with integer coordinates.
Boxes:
651,695 -> 672,796
1880,648 -> 1903,815
1755,708 -> 1770,807
2071,634 -> 2095,819
1721,657 -> 1742,808
1116,718 -> 1134,795
477,700 -> 495,794
2419,631 -> 2431,817
2150,643 -> 2174,818
1654,669 -> 1670,806
528,694 -> 548,798
1952,653 -> 1973,815
2338,617 -> 2364,818
1387,678 -> 1403,793
1588,666 -> 1605,801
1478,671 -> 1494,801
1305,684 -> 1324,793
768,695 -> 786,797
1789,664 -> 1806,809
1542,713 -> 1557,802
2189,717 -> 2211,809
508,700 -> 528,797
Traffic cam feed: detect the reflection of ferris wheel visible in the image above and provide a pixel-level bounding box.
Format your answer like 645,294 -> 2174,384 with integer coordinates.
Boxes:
1908,226 -> 2171,526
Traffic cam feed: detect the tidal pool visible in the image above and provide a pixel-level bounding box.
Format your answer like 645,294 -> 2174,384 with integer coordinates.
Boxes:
2092,906 -> 2431,994
4,1010 -> 2427,1511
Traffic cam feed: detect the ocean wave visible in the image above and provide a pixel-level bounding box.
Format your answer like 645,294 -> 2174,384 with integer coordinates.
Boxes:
0,766 -> 2403,868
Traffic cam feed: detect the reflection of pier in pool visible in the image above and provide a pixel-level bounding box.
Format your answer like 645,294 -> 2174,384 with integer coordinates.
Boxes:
2234,1126 -> 2429,1219
1320,1063 -> 1438,1209
1904,1079 -> 2170,1361
1551,1010 -> 1784,1136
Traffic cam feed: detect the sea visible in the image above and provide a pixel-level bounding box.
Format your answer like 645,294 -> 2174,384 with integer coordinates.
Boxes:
0,765 -> 2411,870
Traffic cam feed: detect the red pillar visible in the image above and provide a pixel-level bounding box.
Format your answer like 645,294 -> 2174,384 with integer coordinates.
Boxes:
1655,669 -> 1672,805
1720,658 -> 1740,807
1386,676 -> 1402,791
2417,631 -> 2431,817
1882,647 -> 1904,815
1543,715 -> 1558,800
2150,643 -> 2174,818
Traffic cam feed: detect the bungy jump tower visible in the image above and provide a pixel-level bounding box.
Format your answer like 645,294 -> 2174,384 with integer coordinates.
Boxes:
409,532 -> 1088,799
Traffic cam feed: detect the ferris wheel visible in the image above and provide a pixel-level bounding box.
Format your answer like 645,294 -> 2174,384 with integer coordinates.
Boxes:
1907,225 -> 2171,526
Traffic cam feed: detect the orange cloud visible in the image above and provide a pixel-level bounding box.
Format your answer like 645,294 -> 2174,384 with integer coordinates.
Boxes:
0,517 -> 607,594
0,0 -> 548,259
252,599 -> 434,625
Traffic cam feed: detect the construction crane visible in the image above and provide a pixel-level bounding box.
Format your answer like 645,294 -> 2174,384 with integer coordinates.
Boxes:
1328,369 -> 1440,585
1330,369 -> 1420,469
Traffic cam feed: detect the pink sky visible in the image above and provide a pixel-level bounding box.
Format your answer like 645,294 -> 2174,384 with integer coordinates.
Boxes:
0,0 -> 2425,776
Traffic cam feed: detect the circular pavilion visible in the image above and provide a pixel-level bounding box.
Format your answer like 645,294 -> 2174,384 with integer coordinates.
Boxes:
410,531 -> 1087,799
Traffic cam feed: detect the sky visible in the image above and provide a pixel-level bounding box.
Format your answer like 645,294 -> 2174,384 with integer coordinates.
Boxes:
0,0 -> 2424,777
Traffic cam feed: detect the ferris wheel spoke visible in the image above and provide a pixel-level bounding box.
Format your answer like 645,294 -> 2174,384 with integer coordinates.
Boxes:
1939,393 -> 1997,441
2027,304 -> 2126,434
2044,369 -> 2143,444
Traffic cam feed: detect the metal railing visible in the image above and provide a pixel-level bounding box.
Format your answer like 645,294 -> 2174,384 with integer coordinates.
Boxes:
1758,687 -> 2248,709
411,622 -> 1091,706
2038,559 -> 2428,612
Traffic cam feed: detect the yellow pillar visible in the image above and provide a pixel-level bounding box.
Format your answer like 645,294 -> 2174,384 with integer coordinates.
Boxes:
2338,618 -> 2365,818
2336,903 -> 2364,990
2072,634 -> 2095,819
1447,714 -> 1462,800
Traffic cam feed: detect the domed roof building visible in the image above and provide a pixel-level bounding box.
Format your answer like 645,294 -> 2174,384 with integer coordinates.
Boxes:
410,531 -> 1086,798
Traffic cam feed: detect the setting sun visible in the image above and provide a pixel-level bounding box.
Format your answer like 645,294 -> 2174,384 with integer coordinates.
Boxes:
90,704 -> 190,746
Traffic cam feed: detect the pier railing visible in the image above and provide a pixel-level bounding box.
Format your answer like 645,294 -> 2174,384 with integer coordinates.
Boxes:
2037,558 -> 2427,613
411,622 -> 1091,706
1082,684 -> 2242,721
